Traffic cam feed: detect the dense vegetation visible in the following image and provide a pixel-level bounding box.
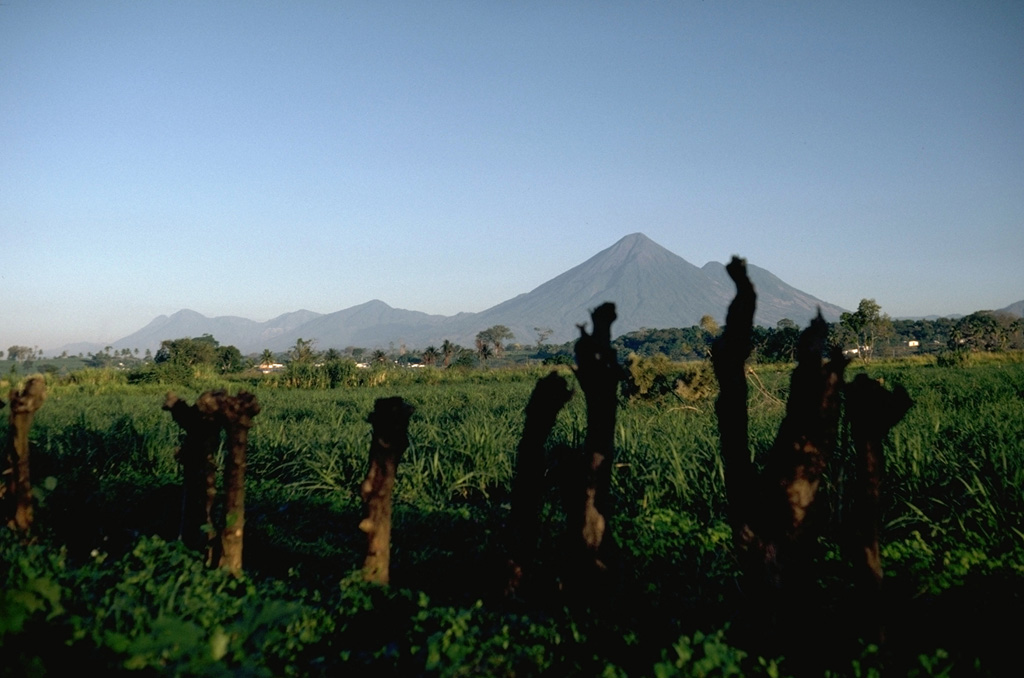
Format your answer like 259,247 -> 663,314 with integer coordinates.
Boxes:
5,302 -> 1022,378
2,352 -> 1023,676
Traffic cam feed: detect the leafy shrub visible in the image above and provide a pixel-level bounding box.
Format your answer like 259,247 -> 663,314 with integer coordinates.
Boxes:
653,628 -> 780,677
673,361 -> 718,402
626,353 -> 674,397
935,349 -> 971,367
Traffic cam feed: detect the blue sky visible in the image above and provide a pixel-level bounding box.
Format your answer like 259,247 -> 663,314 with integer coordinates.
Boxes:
2,1 -> 1022,351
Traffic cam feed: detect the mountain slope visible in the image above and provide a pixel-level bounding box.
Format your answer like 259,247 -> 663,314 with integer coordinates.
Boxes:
104,233 -> 851,353
111,309 -> 324,354
700,261 -> 846,328
439,233 -> 735,345
998,299 -> 1024,317
262,300 -> 448,352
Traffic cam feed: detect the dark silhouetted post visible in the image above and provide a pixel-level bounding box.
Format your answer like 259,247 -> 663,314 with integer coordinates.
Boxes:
573,302 -> 624,573
3,376 -> 46,532
360,397 -> 414,585
205,390 -> 260,576
507,371 -> 573,596
845,373 -> 912,642
712,255 -> 911,665
164,392 -> 221,562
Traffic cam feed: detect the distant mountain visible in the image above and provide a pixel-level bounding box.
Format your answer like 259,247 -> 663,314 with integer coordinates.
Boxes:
111,309 -> 323,354
101,233 -> 850,354
434,233 -> 845,347
437,233 -> 735,346
263,300 -> 448,353
998,300 -> 1024,317
699,259 -> 847,329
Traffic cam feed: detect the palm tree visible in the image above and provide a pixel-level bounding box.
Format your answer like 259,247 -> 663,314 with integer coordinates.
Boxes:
422,346 -> 440,366
476,341 -> 493,363
289,338 -> 316,364
371,349 -> 388,365
441,339 -> 455,367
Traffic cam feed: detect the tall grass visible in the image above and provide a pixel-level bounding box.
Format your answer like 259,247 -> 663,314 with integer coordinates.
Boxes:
13,361 -> 1021,538
3,360 -> 1023,675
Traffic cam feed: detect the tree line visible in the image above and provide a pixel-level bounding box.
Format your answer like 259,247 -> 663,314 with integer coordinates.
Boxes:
613,301 -> 1024,364
6,304 -> 1020,376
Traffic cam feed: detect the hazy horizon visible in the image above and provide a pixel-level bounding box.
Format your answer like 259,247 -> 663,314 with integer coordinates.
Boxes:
3,2 -> 1022,350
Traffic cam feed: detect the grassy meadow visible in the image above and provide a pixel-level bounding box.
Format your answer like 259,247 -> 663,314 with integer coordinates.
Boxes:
2,355 -> 1023,676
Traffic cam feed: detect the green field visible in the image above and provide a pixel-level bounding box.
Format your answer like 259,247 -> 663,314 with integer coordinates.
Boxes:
3,357 -> 1023,676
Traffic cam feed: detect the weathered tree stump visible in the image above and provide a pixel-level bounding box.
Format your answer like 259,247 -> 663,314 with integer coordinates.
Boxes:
164,392 -> 222,561
359,396 -> 414,585
845,373 -> 912,642
506,371 -> 574,596
572,302 -> 625,574
713,259 -> 848,591
3,376 -> 46,532
712,256 -> 912,660
164,389 -> 260,575
204,390 -> 260,576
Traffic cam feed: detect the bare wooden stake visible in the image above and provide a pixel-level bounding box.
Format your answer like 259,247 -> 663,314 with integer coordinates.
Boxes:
712,255 -> 912,662
573,302 -> 624,572
756,317 -> 847,581
507,371 -> 574,596
203,390 -> 260,576
164,392 -> 221,561
714,259 -> 848,588
359,396 -> 414,585
711,258 -> 757,533
845,373 -> 912,642
3,377 -> 46,532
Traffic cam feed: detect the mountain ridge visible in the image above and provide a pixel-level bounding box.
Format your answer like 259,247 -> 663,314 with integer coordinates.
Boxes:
86,233 -> 856,354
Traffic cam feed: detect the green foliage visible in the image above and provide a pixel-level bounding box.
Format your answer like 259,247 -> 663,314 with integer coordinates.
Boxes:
653,628 -> 778,677
2,361 -> 1023,675
614,326 -> 710,361
840,298 -> 894,359
935,348 -> 971,367
673,361 -> 717,402
0,531 -> 66,640
475,325 -> 515,357
215,345 -> 244,373
949,311 -> 1023,352
288,337 -> 318,365
751,324 -> 801,363
624,354 -> 717,403
626,352 -> 674,396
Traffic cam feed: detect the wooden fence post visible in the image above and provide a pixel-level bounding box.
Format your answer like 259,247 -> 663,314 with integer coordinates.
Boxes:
506,371 -> 573,596
712,256 -> 911,662
3,376 -> 46,532
845,373 -> 912,642
164,392 -> 221,562
573,303 -> 624,574
164,389 -> 259,575
204,390 -> 260,577
359,397 -> 414,585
